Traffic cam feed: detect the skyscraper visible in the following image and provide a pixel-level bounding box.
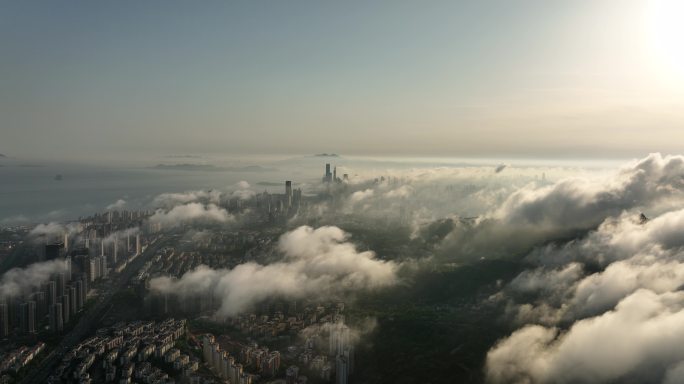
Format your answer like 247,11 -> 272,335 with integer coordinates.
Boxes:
69,286 -> 78,315
50,303 -> 63,333
75,280 -> 84,309
114,238 -> 118,264
20,301 -> 36,334
323,164 -> 333,183
65,256 -> 72,281
0,303 -> 8,338
285,181 -> 293,208
61,294 -> 70,324
56,272 -> 66,297
335,355 -> 348,384
45,243 -> 63,260
44,280 -> 57,307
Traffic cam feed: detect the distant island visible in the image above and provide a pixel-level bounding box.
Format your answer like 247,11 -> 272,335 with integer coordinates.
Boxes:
152,164 -> 276,172
153,163 -> 220,171
314,153 -> 339,157
0,153 -> 5,158
164,154 -> 203,159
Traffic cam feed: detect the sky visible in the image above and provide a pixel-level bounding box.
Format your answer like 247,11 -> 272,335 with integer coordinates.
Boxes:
2,0 -> 684,161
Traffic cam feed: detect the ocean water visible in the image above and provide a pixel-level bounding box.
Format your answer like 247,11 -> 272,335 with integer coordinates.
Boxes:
0,155 -> 622,225
0,164 -> 298,225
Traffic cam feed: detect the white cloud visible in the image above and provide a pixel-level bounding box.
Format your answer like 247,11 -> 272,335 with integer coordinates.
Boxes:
0,259 -> 67,299
152,189 -> 222,207
106,199 -> 127,210
150,226 -> 398,316
349,189 -> 374,204
148,203 -> 233,228
487,289 -> 684,384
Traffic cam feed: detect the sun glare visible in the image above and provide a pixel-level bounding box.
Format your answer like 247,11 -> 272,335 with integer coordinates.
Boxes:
648,0 -> 684,83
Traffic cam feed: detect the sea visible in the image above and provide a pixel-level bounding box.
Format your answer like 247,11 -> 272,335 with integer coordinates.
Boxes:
0,154 -> 626,226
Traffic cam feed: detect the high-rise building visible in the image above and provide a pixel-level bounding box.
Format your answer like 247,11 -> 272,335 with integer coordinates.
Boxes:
329,324 -> 350,356
335,355 -> 348,384
286,366 -> 299,384
323,164 -> 333,183
114,238 -> 118,264
61,294 -> 70,324
30,291 -> 47,321
89,258 -> 98,282
285,181 -> 293,208
136,234 -> 141,255
44,280 -> 57,307
81,274 -> 89,302
69,286 -> 78,315
20,301 -> 36,334
50,303 -> 63,333
64,256 -> 72,281
343,347 -> 354,374
0,303 -> 8,338
75,280 -> 84,309
45,243 -> 63,260
56,272 -> 66,297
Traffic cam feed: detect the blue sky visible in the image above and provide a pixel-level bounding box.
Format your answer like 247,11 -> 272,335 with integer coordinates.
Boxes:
2,0 -> 683,160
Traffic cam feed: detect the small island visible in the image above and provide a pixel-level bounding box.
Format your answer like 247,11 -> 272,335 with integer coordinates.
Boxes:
152,164 -> 276,172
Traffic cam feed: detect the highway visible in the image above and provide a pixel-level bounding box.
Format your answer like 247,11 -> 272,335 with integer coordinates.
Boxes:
21,235 -> 170,384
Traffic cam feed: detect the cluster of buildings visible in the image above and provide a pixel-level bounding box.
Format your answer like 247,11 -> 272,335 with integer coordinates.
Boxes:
1,217 -> 149,340
202,334 -> 255,384
0,342 -> 45,375
291,319 -> 354,384
48,319 -> 189,383
0,259 -> 89,338
238,343 -> 280,377
321,163 -> 348,184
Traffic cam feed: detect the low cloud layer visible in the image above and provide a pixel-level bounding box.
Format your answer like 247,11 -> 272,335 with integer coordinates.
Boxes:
484,155 -> 684,383
152,190 -> 222,208
28,222 -> 81,242
442,153 -> 684,260
106,199 -> 127,210
487,290 -> 684,384
149,226 -> 398,316
148,203 -> 234,228
0,259 -> 67,299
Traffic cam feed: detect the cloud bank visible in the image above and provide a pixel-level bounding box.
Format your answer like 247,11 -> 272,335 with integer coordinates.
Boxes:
442,153 -> 684,260
484,154 -> 684,383
148,203 -> 234,228
149,226 -> 398,316
0,259 -> 67,299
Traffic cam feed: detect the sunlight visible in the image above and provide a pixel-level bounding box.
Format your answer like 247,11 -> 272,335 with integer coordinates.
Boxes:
648,0 -> 684,83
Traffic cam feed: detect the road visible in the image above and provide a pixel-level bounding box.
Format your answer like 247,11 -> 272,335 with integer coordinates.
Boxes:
21,235 -> 170,384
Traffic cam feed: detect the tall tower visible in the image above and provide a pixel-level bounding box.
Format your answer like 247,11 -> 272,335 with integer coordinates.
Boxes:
336,355 -> 348,384
0,303 -> 8,338
325,164 -> 332,182
50,303 -> 63,333
285,181 -> 293,208
113,237 -> 118,264
20,301 -> 36,334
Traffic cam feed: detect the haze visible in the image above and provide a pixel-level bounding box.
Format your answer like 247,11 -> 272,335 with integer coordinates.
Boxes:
2,0 -> 684,161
